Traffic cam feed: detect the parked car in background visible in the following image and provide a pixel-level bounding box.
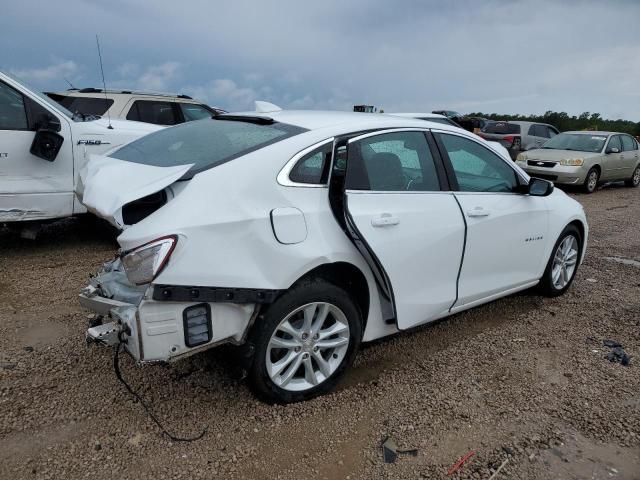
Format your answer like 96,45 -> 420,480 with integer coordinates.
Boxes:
432,109 -> 462,119
45,89 -> 225,126
516,131 -> 640,193
479,121 -> 560,160
390,112 -> 461,127
0,71 -> 161,231
78,107 -> 587,403
457,116 -> 490,133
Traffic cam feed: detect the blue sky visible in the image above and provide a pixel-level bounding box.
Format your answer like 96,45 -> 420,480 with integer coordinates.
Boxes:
2,0 -> 639,120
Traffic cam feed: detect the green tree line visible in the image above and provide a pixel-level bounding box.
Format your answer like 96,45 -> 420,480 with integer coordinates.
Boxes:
467,111 -> 640,136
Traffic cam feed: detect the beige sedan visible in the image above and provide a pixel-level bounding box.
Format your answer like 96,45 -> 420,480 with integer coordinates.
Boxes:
516,131 -> 640,193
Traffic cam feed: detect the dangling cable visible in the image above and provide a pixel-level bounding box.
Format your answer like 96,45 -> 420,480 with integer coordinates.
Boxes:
112,340 -> 207,442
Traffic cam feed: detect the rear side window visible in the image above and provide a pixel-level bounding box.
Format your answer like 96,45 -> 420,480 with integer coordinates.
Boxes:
127,100 -> 178,125
482,122 -> 520,134
289,143 -> 332,184
54,95 -> 114,116
621,135 -> 637,151
0,81 -> 28,130
180,103 -> 214,122
347,131 -> 441,191
111,118 -> 306,178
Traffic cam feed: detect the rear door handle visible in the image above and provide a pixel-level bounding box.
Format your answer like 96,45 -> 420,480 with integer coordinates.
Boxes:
467,208 -> 491,218
371,214 -> 399,227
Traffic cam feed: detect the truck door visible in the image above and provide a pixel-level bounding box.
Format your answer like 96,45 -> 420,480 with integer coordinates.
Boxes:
330,129 -> 466,330
0,79 -> 74,222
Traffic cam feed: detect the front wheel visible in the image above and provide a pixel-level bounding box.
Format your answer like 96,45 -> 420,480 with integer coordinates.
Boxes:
538,225 -> 582,297
582,167 -> 599,193
625,166 -> 640,188
248,279 -> 362,403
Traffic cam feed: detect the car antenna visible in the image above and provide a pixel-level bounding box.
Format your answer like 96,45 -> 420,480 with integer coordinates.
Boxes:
95,34 -> 113,129
63,77 -> 77,89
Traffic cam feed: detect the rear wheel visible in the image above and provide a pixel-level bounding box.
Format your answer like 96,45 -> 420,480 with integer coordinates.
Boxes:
625,166 -> 640,188
582,167 -> 599,193
248,279 -> 362,403
539,225 -> 582,297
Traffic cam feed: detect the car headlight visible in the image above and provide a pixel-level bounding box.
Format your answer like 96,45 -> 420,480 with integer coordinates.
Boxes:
560,158 -> 584,166
121,235 -> 177,285
516,153 -> 527,162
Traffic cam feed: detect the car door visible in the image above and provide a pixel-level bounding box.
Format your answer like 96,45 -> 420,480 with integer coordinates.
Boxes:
433,131 -> 549,308
620,135 -> 639,178
602,135 -> 624,180
0,79 -> 74,221
333,129 -> 466,330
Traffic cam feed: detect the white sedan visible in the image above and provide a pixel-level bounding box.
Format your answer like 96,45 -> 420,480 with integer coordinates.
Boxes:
79,106 -> 588,403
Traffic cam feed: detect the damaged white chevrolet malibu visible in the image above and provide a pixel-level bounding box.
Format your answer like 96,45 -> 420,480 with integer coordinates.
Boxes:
79,108 -> 588,403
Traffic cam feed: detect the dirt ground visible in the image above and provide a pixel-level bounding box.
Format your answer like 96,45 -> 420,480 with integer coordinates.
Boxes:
1,184 -> 639,480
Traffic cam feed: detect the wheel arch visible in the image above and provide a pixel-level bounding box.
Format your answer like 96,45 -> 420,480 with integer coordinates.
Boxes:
289,262 -> 370,331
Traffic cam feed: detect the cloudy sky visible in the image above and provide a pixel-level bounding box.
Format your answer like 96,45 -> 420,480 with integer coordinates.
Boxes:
2,0 -> 639,120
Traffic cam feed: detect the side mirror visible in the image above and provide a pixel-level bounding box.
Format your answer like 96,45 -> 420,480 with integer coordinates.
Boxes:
606,146 -> 620,154
528,177 -> 554,196
30,130 -> 64,161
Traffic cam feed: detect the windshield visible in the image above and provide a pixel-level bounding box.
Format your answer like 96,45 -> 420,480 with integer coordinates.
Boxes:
482,122 -> 520,134
111,118 -> 307,178
542,133 -> 607,153
2,71 -> 75,118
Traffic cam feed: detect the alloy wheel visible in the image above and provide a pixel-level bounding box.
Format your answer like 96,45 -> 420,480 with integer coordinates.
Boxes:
551,235 -> 579,289
633,167 -> 640,186
587,171 -> 598,192
265,302 -> 350,392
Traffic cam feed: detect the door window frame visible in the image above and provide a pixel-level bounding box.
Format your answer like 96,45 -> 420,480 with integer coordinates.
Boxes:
431,129 -> 529,194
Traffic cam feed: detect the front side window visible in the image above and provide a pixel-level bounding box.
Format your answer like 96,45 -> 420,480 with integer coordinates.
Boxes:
0,81 -> 28,130
547,126 -> 558,138
347,131 -> 440,191
126,100 -> 178,125
439,133 -> 518,193
607,135 -> 622,152
180,103 -> 214,122
289,143 -> 332,184
111,118 -> 306,178
621,135 -> 637,151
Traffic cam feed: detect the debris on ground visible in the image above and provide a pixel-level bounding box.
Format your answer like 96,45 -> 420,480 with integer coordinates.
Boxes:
602,339 -> 631,366
488,458 -> 509,480
381,437 -> 418,464
447,450 -> 475,475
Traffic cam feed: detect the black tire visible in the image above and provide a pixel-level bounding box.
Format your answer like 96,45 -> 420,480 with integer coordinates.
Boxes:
538,224 -> 582,297
582,167 -> 599,193
624,165 -> 640,188
247,279 -> 362,404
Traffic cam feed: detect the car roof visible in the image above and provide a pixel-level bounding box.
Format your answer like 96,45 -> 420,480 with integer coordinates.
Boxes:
388,112 -> 448,119
46,88 -> 195,99
228,110 -> 453,131
562,130 -> 617,136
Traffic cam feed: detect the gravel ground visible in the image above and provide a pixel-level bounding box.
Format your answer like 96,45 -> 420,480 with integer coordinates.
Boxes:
1,184 -> 639,480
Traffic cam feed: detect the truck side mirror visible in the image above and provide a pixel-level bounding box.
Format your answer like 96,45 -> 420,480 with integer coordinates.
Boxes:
30,130 -> 64,161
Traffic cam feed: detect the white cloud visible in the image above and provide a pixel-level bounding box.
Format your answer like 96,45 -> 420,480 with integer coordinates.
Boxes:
136,61 -> 181,92
10,59 -> 78,83
184,78 -> 258,111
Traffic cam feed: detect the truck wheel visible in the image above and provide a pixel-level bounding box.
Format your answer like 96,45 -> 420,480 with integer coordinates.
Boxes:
538,225 -> 582,297
248,279 -> 362,403
582,168 -> 599,193
625,166 -> 640,188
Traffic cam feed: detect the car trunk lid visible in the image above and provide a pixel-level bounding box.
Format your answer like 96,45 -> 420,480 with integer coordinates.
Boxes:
77,154 -> 193,229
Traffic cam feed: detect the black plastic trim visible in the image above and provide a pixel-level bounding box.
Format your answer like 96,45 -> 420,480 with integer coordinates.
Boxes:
449,195 -> 468,311
153,285 -> 282,304
182,303 -> 212,348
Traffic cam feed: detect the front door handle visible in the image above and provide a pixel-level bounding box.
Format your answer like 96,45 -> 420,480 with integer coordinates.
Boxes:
371,214 -> 399,227
467,208 -> 491,218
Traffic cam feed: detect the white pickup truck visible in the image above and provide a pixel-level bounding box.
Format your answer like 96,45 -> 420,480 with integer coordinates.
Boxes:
0,71 -> 161,228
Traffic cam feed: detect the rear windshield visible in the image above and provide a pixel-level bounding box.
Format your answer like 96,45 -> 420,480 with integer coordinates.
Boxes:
542,133 -> 607,153
111,118 -> 306,178
482,122 -> 521,134
47,94 -> 114,116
